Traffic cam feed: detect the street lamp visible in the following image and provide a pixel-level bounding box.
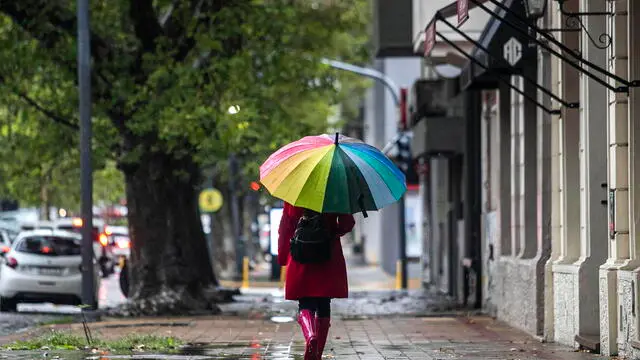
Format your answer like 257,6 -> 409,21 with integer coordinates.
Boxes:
524,0 -> 547,20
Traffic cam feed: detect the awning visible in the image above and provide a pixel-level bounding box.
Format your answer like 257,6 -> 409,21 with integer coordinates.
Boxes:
436,31 -> 560,114
458,0 -> 533,90
424,0 -> 576,114
466,0 -> 639,94
413,1 -> 492,61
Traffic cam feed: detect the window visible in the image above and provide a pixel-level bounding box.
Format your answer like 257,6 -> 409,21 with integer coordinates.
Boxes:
16,236 -> 81,256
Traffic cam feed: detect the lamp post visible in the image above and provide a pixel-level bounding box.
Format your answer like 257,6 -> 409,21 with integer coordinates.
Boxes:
321,59 -> 409,289
523,0 -> 547,20
77,0 -> 96,310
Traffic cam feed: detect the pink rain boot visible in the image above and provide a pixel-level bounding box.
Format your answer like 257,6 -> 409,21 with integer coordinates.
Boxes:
315,317 -> 331,360
298,309 -> 317,360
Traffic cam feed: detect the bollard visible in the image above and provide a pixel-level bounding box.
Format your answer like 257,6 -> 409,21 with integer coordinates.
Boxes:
395,260 -> 402,290
280,266 -> 287,288
241,256 -> 250,289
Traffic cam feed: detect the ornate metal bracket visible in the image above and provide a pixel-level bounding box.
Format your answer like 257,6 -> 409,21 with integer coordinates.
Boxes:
436,14 -> 578,110
470,0 -> 639,93
435,31 -> 561,115
540,0 -> 613,50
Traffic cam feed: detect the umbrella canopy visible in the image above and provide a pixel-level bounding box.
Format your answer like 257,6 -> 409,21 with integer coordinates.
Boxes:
259,133 -> 406,216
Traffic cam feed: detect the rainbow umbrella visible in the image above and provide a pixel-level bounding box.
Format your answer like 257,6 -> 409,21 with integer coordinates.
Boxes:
259,133 -> 406,217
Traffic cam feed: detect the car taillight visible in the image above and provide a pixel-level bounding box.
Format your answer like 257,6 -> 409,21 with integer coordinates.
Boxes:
117,240 -> 130,249
99,233 -> 108,247
0,246 -> 9,254
41,246 -> 52,254
72,217 -> 83,228
6,257 -> 17,269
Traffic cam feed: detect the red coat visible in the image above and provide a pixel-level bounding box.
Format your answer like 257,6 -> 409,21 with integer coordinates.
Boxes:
278,203 -> 355,300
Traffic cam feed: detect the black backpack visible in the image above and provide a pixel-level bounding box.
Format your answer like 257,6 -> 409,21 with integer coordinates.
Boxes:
290,209 -> 332,264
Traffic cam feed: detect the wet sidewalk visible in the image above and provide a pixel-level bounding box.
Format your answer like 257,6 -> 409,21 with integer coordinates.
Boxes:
0,291 -> 608,360
0,315 -> 607,360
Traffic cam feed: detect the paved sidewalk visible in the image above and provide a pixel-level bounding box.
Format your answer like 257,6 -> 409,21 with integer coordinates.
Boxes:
0,290 -> 609,360
220,290 -> 458,319
0,315 -> 607,359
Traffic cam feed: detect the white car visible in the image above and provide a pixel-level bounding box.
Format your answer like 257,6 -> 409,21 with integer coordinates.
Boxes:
0,230 -> 100,311
53,217 -> 115,277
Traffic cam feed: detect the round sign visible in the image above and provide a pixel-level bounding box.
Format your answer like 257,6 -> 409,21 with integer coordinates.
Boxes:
199,188 -> 223,213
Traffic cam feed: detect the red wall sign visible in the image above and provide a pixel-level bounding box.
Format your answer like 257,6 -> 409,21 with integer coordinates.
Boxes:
424,22 -> 436,57
457,0 -> 469,27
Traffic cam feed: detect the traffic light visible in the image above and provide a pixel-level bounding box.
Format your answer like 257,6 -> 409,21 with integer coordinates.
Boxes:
396,132 -> 412,174
250,181 -> 261,191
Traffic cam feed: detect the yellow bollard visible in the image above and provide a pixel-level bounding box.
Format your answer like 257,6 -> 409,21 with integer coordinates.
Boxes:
241,256 -> 250,289
280,266 -> 287,288
395,260 -> 402,290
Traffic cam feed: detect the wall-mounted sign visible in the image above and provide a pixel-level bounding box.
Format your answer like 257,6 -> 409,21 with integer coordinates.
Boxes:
503,37 -> 523,66
424,22 -> 436,57
199,188 -> 223,213
457,0 -> 469,27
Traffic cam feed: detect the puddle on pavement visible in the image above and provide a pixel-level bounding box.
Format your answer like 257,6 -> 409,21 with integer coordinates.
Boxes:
0,340 -> 305,360
379,344 -> 413,352
0,349 -> 303,360
269,316 -> 294,323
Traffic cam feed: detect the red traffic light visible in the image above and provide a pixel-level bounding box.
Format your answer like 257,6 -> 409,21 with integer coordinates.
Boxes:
250,181 -> 261,191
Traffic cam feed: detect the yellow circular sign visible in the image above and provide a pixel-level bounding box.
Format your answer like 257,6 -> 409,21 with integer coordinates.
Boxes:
199,188 -> 223,213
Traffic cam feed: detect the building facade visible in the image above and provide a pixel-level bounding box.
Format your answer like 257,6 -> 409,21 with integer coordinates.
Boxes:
409,0 -> 640,357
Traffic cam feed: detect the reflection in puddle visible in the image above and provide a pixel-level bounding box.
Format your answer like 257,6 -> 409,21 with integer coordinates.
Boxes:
0,341 -> 304,360
269,316 -> 294,323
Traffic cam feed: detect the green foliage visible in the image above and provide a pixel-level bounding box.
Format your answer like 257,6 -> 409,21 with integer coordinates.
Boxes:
0,0 -> 370,209
2,331 -> 183,353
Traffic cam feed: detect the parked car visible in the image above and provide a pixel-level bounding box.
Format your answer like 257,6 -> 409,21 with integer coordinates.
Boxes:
52,217 -> 115,278
103,226 -> 131,298
102,225 -> 130,266
0,229 -> 13,256
0,230 -> 100,311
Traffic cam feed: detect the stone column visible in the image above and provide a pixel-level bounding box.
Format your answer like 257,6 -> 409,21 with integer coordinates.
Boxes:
536,47 -> 553,338
499,84 -> 512,257
541,40 -> 558,341
569,0 -> 609,347
552,0 -> 582,347
510,76 -> 525,257
545,0 -> 563,342
599,0 -> 630,355
616,0 -> 640,357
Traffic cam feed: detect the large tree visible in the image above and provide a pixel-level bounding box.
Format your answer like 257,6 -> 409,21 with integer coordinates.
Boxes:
0,0 -> 369,314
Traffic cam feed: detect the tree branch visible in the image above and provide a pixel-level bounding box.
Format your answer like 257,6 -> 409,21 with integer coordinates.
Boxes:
0,76 -> 79,130
0,0 -> 115,66
129,0 -> 163,52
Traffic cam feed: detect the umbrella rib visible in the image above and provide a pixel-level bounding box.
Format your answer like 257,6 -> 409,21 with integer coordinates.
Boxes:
272,147 -> 333,208
341,144 -> 406,201
339,146 -> 397,209
336,147 -> 377,213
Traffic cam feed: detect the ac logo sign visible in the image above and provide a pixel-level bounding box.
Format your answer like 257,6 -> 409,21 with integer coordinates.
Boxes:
503,37 -> 522,66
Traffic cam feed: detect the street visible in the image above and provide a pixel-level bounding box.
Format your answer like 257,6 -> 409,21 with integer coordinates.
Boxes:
0,271 -> 126,337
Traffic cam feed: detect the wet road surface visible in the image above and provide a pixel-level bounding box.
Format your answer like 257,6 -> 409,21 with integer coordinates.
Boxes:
0,271 -> 126,337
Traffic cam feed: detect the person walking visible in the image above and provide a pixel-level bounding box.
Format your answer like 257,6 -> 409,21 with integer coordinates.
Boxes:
278,201 -> 355,360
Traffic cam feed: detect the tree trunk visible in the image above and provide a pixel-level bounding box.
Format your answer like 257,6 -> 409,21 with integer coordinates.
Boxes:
122,149 -> 220,315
